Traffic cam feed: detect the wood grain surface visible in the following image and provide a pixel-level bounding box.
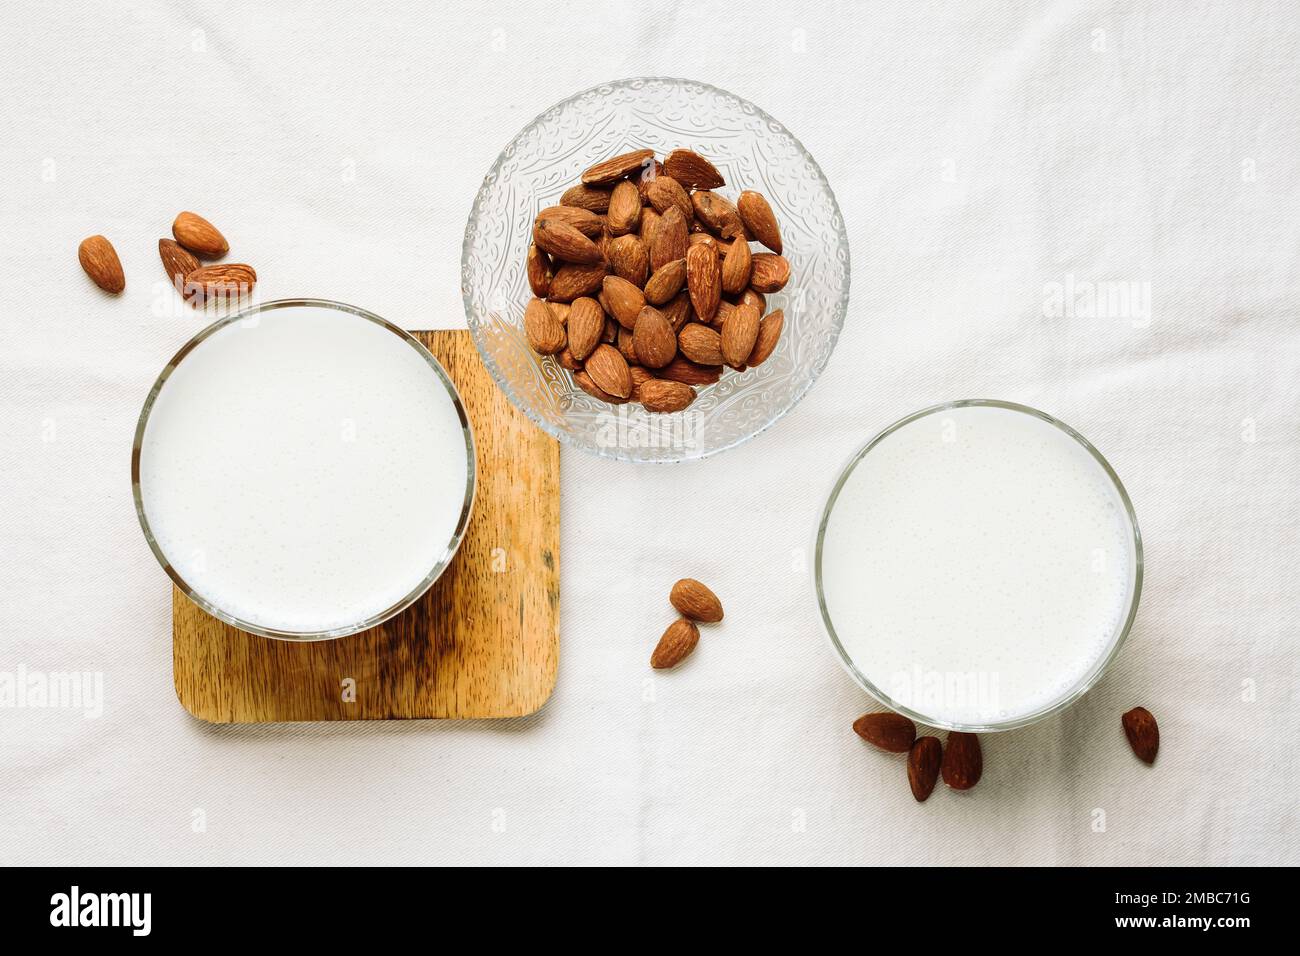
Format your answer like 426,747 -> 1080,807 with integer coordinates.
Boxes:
172,330 -> 559,722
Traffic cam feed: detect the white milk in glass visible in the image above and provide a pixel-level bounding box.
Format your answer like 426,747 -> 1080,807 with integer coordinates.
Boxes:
138,306 -> 471,635
818,404 -> 1135,726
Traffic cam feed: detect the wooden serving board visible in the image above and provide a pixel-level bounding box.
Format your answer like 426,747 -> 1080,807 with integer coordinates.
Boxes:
173,330 -> 559,722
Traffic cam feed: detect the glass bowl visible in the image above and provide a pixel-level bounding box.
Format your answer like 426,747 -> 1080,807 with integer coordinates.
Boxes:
814,400 -> 1144,732
131,298 -> 477,642
462,77 -> 851,463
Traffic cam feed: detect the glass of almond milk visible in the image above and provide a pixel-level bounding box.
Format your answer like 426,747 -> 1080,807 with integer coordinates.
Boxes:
132,300 -> 475,640
815,400 -> 1142,731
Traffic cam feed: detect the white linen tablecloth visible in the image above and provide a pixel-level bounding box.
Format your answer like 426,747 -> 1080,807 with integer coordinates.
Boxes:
1,0 -> 1297,866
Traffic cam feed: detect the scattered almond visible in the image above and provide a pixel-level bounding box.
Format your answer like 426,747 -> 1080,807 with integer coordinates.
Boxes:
650,205 -> 689,271
651,618 -> 700,669
184,263 -> 256,300
77,235 -> 125,294
657,354 -> 722,386
535,205 -> 604,238
172,211 -> 228,258
644,258 -> 687,305
941,732 -> 983,790
852,712 -> 917,754
1122,707 -> 1159,764
548,263 -> 606,302
907,737 -> 943,802
691,191 -> 743,238
669,578 -> 723,622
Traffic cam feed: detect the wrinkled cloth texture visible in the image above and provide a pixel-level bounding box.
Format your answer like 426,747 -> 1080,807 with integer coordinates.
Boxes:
1,0 -> 1297,865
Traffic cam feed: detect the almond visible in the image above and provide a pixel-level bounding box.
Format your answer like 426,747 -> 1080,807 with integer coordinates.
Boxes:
629,366 -> 655,391
617,325 -> 638,364
746,308 -> 784,366
172,211 -> 228,258
639,207 -> 660,245
524,297 -> 566,354
663,148 -> 725,189
736,288 -> 766,316
649,205 -> 688,271
720,237 -> 752,295
632,306 -> 676,369
721,302 -> 760,368
548,301 -> 570,325
566,296 -> 604,361
689,232 -> 721,254
643,258 -> 687,305
669,578 -> 723,622
602,275 -> 646,330
184,263 -> 256,300
548,263 -> 605,302
584,343 -> 631,398
691,191 -> 743,238
907,737 -> 943,802
677,322 -> 723,366
556,348 -> 582,371
749,253 -> 790,293
157,238 -> 199,292
644,175 -> 693,220
561,183 -> 612,212
660,292 -> 693,332
737,190 -> 783,254
651,617 -> 700,669
1122,707 -> 1159,764
941,732 -> 983,790
582,148 -> 655,186
711,299 -> 735,331
605,180 -> 642,237
636,159 -> 665,202
607,235 -> 649,286
535,205 -> 604,238
852,712 -> 916,753
533,219 -> 602,264
77,235 -> 125,294
573,369 -> 627,404
685,244 -> 721,323
526,243 -> 553,297
657,354 -> 721,386
637,378 -> 696,413
602,315 -> 618,343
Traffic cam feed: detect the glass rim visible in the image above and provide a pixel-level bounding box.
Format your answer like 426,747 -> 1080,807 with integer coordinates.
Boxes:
130,297 -> 477,642
460,75 -> 852,464
813,399 -> 1144,732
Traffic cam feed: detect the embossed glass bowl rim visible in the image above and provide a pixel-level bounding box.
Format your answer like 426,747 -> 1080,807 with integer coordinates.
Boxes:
461,75 -> 852,463
131,297 -> 477,643
814,399 -> 1144,732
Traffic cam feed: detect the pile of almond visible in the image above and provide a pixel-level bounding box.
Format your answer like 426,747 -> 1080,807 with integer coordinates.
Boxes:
77,211 -> 256,305
651,579 -> 724,668
524,148 -> 788,412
